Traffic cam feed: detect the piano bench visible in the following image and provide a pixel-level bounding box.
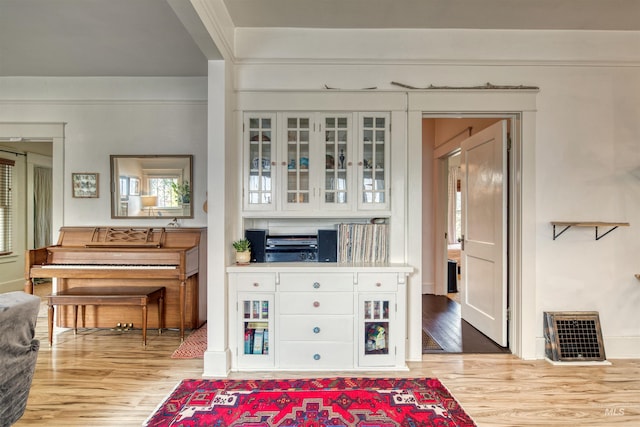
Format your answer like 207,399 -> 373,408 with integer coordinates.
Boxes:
46,286 -> 165,347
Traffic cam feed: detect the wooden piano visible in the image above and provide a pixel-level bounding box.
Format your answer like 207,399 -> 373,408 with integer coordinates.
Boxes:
25,226 -> 207,339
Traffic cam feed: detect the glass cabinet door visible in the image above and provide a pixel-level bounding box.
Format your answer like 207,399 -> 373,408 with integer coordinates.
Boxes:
283,115 -> 312,209
359,294 -> 395,366
245,114 -> 275,210
322,114 -> 352,209
238,293 -> 274,368
358,113 -> 389,210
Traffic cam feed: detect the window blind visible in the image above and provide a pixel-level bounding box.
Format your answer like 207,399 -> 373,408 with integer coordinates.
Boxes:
0,157 -> 15,255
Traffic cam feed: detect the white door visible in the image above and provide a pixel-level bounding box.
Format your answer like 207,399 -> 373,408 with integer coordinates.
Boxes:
460,120 -> 508,346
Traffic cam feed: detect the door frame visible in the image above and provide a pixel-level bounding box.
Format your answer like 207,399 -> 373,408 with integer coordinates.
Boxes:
405,90 -> 537,361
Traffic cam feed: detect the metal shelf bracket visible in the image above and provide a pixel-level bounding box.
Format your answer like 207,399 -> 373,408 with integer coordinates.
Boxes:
595,225 -> 619,241
552,224 -> 572,240
551,221 -> 630,241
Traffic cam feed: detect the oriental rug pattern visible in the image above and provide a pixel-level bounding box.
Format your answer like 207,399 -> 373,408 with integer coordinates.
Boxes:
144,377 -> 475,427
171,324 -> 207,359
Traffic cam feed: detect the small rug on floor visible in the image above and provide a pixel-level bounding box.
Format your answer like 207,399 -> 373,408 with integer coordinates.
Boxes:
171,324 -> 207,359
423,329 -> 444,351
144,377 -> 476,426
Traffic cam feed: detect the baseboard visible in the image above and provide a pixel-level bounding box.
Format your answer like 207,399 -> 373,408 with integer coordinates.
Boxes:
422,282 -> 434,294
0,281 -> 24,294
203,348 -> 232,378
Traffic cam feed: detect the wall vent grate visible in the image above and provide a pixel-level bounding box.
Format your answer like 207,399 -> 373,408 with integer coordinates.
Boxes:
543,311 -> 606,362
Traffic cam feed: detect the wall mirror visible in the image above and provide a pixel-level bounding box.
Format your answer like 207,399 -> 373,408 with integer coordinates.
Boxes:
110,154 -> 193,219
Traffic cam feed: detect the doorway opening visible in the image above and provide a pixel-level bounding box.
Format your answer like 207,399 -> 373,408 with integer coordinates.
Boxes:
422,114 -> 518,354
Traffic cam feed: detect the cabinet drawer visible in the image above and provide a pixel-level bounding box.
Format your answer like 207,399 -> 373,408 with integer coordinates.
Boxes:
279,342 -> 353,369
235,274 -> 276,292
279,292 -> 353,315
279,273 -> 354,292
279,315 -> 353,341
357,273 -> 398,291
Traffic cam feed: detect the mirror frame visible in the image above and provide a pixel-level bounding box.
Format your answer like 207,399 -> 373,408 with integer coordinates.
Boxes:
110,154 -> 193,219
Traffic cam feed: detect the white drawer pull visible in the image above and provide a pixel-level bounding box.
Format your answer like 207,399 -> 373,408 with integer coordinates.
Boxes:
313,301 -> 320,308
313,353 -> 321,360
313,327 -> 320,334
313,282 -> 320,289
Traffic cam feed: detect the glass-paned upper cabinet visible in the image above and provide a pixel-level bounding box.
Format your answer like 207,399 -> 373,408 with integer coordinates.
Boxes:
358,113 -> 390,210
245,114 -> 276,211
322,114 -> 352,210
283,115 -> 312,209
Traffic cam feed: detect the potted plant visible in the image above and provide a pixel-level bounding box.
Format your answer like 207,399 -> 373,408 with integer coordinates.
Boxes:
170,181 -> 190,204
232,238 -> 251,265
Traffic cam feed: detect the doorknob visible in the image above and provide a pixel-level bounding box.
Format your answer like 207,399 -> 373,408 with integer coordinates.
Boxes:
459,235 -> 464,251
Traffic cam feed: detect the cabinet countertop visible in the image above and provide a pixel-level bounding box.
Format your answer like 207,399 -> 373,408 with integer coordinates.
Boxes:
227,262 -> 414,274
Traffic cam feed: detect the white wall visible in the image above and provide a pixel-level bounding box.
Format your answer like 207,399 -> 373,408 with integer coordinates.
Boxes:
0,77 -> 208,292
228,28 -> 640,358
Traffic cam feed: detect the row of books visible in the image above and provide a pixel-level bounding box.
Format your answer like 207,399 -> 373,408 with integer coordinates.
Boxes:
338,223 -> 389,263
244,322 -> 269,355
243,300 -> 269,320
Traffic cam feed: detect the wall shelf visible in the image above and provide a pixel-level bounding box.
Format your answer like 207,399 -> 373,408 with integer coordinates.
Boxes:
551,221 -> 630,241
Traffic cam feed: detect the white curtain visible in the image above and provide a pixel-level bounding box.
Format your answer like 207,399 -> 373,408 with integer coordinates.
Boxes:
34,166 -> 52,248
447,165 -> 460,245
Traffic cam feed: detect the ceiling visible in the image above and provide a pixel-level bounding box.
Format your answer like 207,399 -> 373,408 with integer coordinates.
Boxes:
0,0 -> 639,78
0,0 -> 211,77
224,0 -> 640,31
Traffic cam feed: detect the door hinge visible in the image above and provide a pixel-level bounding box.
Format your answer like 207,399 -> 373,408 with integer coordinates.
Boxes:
506,307 -> 511,321
507,135 -> 512,151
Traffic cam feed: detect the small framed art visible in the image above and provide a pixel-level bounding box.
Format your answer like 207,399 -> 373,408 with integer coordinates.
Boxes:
72,172 -> 99,198
129,177 -> 140,196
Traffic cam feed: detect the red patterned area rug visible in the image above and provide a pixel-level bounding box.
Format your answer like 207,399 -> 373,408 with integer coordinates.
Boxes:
171,324 -> 207,359
144,377 -> 476,426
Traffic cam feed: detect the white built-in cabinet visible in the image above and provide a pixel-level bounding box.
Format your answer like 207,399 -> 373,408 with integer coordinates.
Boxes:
243,112 -> 390,215
227,265 -> 410,371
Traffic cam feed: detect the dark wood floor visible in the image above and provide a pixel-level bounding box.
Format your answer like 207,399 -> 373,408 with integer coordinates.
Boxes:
422,294 -> 510,354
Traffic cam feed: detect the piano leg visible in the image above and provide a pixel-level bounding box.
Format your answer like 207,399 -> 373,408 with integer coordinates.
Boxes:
73,305 -> 78,335
180,280 -> 186,341
48,304 -> 54,346
25,278 -> 34,295
158,289 -> 164,335
142,303 -> 148,346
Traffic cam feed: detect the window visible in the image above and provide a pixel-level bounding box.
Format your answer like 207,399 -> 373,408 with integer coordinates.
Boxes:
0,158 -> 15,255
148,177 -> 180,208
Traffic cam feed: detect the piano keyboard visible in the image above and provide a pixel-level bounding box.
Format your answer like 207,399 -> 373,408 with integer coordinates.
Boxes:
41,264 -> 177,269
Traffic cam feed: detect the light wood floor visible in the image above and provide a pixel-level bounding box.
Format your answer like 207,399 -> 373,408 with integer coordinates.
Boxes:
15,285 -> 640,427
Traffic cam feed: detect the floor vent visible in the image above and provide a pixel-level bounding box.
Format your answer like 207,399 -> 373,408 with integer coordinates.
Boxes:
543,311 -> 606,362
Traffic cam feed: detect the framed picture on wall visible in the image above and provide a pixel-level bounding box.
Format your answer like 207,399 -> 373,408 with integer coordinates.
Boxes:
72,173 -> 99,198
129,177 -> 140,196
119,176 -> 129,200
